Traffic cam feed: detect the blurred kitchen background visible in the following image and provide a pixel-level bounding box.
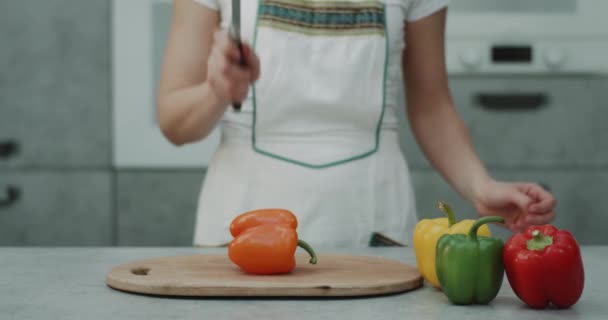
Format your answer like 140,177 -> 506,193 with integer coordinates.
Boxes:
1,0 -> 607,247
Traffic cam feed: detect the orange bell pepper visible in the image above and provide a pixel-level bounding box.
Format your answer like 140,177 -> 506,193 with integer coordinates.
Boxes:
229,209 -> 297,237
228,209 -> 317,275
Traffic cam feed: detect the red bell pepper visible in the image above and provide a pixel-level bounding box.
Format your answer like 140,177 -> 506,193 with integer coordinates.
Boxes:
503,225 -> 584,309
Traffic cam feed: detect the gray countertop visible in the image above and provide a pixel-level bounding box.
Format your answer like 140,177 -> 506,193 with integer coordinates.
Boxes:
1,246 -> 606,320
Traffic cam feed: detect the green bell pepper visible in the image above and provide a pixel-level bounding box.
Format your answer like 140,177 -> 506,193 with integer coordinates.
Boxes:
436,216 -> 505,305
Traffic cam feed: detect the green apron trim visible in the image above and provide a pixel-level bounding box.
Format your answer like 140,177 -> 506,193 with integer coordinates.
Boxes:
251,0 -> 389,169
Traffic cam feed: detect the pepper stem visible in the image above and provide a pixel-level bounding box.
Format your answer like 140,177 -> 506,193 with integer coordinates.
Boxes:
438,201 -> 457,227
297,239 -> 318,264
527,229 -> 553,251
468,216 -> 505,241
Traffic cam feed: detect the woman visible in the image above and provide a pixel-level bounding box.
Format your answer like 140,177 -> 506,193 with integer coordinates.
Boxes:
157,0 -> 556,247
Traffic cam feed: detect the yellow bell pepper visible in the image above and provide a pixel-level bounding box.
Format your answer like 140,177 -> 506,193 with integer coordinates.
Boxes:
413,201 -> 491,288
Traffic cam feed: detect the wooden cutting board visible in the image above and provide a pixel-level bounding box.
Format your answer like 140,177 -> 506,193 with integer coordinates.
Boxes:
106,253 -> 422,297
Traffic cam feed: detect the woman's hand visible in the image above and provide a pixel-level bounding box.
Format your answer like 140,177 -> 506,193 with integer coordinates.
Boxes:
473,179 -> 557,233
157,2 -> 261,145
207,30 -> 260,107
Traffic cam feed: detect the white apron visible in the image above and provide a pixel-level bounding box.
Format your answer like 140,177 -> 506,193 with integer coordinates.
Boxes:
251,0 -> 388,168
192,0 -> 449,248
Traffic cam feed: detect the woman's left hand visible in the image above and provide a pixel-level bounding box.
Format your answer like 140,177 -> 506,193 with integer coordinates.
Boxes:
472,179 -> 557,233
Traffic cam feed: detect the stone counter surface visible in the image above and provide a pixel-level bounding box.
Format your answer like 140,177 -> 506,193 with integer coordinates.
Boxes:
0,247 -> 606,320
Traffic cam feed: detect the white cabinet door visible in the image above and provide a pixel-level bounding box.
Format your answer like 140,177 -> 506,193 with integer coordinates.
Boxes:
112,0 -> 221,168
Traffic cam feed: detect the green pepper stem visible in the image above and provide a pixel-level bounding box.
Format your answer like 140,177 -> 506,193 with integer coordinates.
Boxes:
527,229 -> 553,251
468,216 -> 505,241
438,201 -> 457,227
297,239 -> 318,264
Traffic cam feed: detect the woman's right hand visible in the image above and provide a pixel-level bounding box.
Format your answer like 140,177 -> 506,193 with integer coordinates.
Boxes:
207,30 -> 261,107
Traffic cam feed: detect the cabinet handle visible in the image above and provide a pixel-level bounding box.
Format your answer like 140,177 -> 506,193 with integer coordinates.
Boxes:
476,93 -> 548,111
0,186 -> 20,207
539,182 -> 551,192
0,141 -> 19,159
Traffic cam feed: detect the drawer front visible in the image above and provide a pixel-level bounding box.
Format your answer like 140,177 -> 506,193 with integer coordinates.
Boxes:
0,0 -> 110,168
401,77 -> 608,168
0,171 -> 112,246
411,169 -> 608,244
117,171 -> 205,246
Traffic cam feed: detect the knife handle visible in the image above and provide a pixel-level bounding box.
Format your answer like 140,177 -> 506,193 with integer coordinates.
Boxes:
232,41 -> 246,112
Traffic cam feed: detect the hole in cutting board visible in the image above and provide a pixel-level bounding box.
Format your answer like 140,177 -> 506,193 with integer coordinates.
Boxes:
315,285 -> 332,290
131,267 -> 150,276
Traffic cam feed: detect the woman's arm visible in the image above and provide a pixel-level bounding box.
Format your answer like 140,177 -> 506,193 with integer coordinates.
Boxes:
403,9 -> 488,202
157,0 -> 259,145
402,9 -> 556,231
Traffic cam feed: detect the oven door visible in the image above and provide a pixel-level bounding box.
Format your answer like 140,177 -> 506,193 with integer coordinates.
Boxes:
112,0 -> 220,168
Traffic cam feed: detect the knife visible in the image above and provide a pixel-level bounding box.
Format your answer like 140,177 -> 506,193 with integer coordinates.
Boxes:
230,0 -> 244,112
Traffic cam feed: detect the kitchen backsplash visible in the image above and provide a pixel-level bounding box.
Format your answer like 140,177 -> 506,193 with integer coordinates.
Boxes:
1,0 -> 607,246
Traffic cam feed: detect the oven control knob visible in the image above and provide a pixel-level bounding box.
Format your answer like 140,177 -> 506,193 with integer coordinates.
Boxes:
460,49 -> 482,70
543,49 -> 566,69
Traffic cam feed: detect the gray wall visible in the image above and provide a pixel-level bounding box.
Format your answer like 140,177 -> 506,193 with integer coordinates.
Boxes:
1,0 -> 607,246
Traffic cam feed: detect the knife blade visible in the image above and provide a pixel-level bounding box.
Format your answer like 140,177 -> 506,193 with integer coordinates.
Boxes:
230,0 -> 244,111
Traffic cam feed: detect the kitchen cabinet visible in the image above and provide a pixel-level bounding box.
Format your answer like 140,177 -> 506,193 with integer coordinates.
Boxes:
401,76 -> 608,168
0,0 -> 113,247
116,171 -> 206,246
112,0 -> 221,169
412,169 -> 608,244
0,172 -> 112,245
0,0 -> 111,168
